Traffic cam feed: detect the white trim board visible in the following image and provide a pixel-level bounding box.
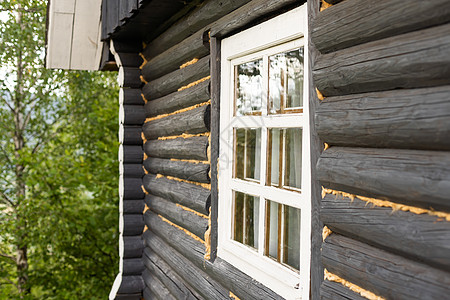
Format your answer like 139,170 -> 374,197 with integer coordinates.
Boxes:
46,0 -> 103,70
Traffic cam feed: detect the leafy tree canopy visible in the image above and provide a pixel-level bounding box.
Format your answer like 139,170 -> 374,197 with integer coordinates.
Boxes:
0,1 -> 119,299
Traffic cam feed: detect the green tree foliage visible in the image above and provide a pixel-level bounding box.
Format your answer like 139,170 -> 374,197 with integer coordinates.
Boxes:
0,0 -> 119,299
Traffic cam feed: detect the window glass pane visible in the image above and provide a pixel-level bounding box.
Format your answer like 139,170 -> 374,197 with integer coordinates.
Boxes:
235,128 -> 261,182
283,205 -> 301,270
235,59 -> 263,116
233,191 -> 259,249
268,48 -> 304,114
266,200 -> 279,260
285,48 -> 304,109
284,128 -> 302,189
268,128 -> 280,186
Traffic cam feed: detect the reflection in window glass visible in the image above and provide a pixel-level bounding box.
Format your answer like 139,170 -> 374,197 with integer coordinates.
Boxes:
233,191 -> 259,249
235,128 -> 261,182
267,128 -> 302,190
265,200 -> 301,271
268,48 -> 304,114
235,59 -> 263,116
285,128 -> 302,189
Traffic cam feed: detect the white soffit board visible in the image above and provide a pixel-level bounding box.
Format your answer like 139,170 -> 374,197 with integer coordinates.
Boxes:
46,0 -> 103,70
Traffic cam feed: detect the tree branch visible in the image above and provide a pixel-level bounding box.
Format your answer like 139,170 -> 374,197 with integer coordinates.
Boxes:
0,252 -> 15,262
0,144 -> 13,165
0,96 -> 14,113
0,190 -> 14,207
21,97 -> 39,131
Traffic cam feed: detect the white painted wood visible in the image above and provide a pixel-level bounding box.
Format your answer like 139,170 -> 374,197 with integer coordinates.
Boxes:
46,12 -> 73,69
218,5 -> 310,300
70,0 -> 102,70
46,0 -> 103,70
109,273 -> 122,300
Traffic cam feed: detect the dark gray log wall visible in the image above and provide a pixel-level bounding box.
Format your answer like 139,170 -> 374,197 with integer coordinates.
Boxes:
311,0 -> 450,298
135,0 -> 306,299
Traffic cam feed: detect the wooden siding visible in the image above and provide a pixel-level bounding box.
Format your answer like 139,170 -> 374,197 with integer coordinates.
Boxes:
311,0 -> 450,298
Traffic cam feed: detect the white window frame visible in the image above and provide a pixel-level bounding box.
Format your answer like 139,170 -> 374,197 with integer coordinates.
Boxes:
218,4 -> 311,300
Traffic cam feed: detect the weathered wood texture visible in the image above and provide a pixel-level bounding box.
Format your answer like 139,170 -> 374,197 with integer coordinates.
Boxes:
142,55 -> 210,99
143,157 -> 210,183
316,86 -> 450,150
123,199 -> 145,214
115,294 -> 141,300
117,275 -> 145,294
142,30 -> 209,81
209,0 -> 301,38
320,280 -> 367,300
142,248 -> 202,300
142,0 -> 251,60
142,269 -> 176,300
120,145 -> 143,164
123,214 -> 145,236
322,0 -> 344,4
143,232 -> 230,299
143,105 -> 210,140
142,287 -> 154,300
313,23 -> 450,97
123,258 -> 145,275
120,88 -> 145,105
122,164 -> 145,178
308,0 -> 324,298
321,194 -> 450,270
119,67 -> 142,88
144,79 -> 210,118
143,174 -> 210,214
120,105 -> 146,125
123,236 -> 144,258
145,194 -> 208,239
208,37 -> 220,262
313,0 -> 450,53
323,234 -> 450,299
317,147 -> 450,212
122,177 -> 145,200
120,126 -> 142,145
144,211 -> 284,299
144,136 -> 209,161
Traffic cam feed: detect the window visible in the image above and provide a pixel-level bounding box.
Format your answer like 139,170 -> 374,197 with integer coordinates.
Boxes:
218,4 -> 310,300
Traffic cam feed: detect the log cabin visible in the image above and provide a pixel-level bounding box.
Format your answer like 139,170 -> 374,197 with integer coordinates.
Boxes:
46,0 -> 450,299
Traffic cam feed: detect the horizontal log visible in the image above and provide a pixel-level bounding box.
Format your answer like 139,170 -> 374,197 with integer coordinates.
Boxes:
116,53 -> 143,68
144,79 -> 210,118
317,147 -> 450,211
145,194 -> 208,239
123,214 -> 144,236
123,199 -> 145,214
123,258 -> 145,275
120,145 -> 143,164
320,280 -> 366,300
142,55 -> 209,99
144,136 -> 209,161
115,294 -> 141,300
321,194 -> 450,270
143,105 -> 210,140
313,23 -> 450,96
119,67 -> 142,88
143,174 -> 210,214
142,269 -> 176,300
315,86 -> 450,150
144,211 -> 284,300
322,0 -> 344,4
122,236 -> 144,258
143,231 -> 230,300
209,0 -> 300,38
312,0 -> 450,53
117,275 -> 145,294
120,105 -> 146,126
122,177 -> 145,200
142,30 -> 209,82
322,234 -> 450,299
120,88 -> 145,105
142,0 -> 251,60
144,157 -> 210,183
142,247 -> 201,300
121,163 -> 145,178
120,126 -> 143,145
